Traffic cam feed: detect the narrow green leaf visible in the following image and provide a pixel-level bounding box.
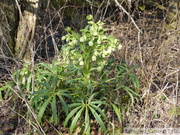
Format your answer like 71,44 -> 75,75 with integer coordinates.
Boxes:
46,76 -> 52,83
37,96 -> 52,123
0,84 -> 11,91
91,104 -> 108,121
35,74 -> 46,81
31,93 -> 50,104
58,95 -> 68,115
4,88 -> 11,99
60,92 -> 72,99
39,63 -> 52,71
51,96 -> 58,124
130,74 -> 140,90
64,105 -> 82,127
0,92 -> 2,99
91,101 -> 108,106
52,77 -> 57,90
30,89 -> 50,97
68,103 -> 83,108
70,107 -> 84,135
85,106 -> 90,135
124,86 -> 140,96
88,92 -> 97,103
52,60 -> 55,69
58,89 -> 70,95
89,106 -> 107,132
125,90 -> 134,104
39,82 -> 51,89
112,104 -> 122,123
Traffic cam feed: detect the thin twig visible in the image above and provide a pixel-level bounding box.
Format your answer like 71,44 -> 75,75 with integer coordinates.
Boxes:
114,0 -> 142,33
9,81 -> 46,135
15,0 -> 23,18
138,32 -> 143,65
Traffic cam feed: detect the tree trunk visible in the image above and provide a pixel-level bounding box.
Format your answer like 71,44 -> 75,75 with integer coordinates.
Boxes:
0,1 -> 18,58
15,0 -> 39,63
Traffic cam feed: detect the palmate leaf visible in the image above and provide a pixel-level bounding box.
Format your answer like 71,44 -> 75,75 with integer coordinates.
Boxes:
70,107 -> 84,135
51,96 -> 58,125
37,96 -> 52,123
89,106 -> 107,133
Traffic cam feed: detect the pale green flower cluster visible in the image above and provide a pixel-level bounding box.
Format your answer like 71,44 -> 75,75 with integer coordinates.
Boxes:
59,15 -> 122,72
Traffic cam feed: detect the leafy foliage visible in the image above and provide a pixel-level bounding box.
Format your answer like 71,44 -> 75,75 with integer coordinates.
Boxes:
64,93 -> 108,135
1,15 -> 140,134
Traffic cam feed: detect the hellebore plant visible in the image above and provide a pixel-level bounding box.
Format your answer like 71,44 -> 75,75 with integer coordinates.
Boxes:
60,14 -> 122,81
1,14 -> 140,135
58,14 -> 124,134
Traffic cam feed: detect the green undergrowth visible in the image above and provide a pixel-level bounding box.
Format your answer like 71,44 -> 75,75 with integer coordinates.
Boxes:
0,15 -> 140,135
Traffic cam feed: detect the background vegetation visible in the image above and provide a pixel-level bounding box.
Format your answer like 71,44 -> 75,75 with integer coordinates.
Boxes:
0,0 -> 179,134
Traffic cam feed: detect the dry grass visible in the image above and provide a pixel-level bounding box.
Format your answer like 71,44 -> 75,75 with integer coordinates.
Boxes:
112,10 -> 179,135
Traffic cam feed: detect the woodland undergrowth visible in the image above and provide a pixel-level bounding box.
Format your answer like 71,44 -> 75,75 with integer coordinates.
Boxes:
0,0 -> 179,135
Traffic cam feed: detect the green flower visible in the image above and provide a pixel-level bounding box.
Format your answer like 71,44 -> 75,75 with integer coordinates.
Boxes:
86,14 -> 93,20
89,41 -> 93,46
